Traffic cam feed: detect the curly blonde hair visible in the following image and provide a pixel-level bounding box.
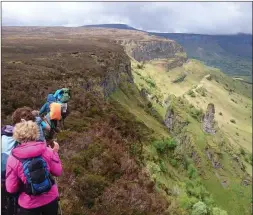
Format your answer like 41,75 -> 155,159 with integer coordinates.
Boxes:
13,120 -> 39,143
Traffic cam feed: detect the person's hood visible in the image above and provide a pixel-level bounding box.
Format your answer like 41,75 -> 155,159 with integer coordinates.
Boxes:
12,141 -> 47,159
35,116 -> 42,124
1,125 -> 14,137
47,94 -> 56,103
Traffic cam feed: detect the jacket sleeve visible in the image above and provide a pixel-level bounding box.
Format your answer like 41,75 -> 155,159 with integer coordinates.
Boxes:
5,156 -> 20,193
49,150 -> 62,177
41,121 -> 50,131
39,103 -> 48,115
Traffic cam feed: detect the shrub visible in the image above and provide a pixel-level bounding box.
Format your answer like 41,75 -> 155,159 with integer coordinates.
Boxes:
137,62 -> 145,69
219,112 -> 223,116
186,179 -> 211,201
190,107 -> 204,122
145,78 -> 156,88
187,164 -> 198,179
147,102 -> 152,108
236,132 -> 239,136
248,154 -> 252,165
135,71 -> 142,76
240,147 -> 246,155
206,75 -> 212,81
191,201 -> 207,215
187,90 -> 196,98
211,207 -> 228,215
230,119 -> 236,124
170,159 -> 177,167
152,138 -> 177,155
172,73 -> 187,83
196,87 -> 207,97
231,98 -> 237,104
180,195 -> 198,210
159,160 -> 168,173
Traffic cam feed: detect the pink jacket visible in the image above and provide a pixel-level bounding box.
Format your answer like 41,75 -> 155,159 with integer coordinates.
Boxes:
5,141 -> 62,209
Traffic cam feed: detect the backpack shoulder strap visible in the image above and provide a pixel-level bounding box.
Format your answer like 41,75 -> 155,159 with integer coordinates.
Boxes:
11,153 -> 27,164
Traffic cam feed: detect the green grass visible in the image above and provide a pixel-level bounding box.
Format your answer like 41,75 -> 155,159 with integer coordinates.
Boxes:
129,58 -> 252,215
132,58 -> 252,154
110,83 -> 169,138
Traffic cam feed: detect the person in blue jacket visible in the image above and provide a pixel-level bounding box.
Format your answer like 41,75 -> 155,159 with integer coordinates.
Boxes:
40,89 -> 70,129
32,110 -> 51,142
39,94 -> 56,116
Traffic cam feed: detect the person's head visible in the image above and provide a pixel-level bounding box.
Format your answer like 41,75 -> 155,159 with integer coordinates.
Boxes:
12,107 -> 35,125
13,120 -> 39,143
31,110 -> 40,117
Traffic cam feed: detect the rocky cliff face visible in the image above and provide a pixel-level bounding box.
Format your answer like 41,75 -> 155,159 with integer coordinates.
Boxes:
202,103 -> 216,134
164,104 -> 202,167
164,108 -> 175,132
129,40 -> 184,61
117,38 -> 188,69
99,60 -> 133,97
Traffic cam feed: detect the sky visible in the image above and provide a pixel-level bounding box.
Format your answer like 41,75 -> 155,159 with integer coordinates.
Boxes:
2,2 -> 252,34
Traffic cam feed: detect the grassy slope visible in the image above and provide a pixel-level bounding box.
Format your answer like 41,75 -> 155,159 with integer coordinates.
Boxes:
132,59 -> 252,154
111,59 -> 252,215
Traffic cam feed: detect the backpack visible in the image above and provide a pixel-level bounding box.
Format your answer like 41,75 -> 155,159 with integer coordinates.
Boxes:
49,103 -> 62,120
54,88 -> 70,103
60,88 -> 70,103
13,155 -> 55,196
1,126 -> 17,180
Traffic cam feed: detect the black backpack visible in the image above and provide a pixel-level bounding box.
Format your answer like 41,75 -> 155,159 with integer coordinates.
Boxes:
13,155 -> 55,196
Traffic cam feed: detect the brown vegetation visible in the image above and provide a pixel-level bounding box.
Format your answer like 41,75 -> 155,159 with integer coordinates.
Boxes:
2,27 -> 169,215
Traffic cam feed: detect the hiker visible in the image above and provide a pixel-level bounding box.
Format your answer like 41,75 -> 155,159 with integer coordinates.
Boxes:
32,110 -> 50,142
40,89 -> 70,129
1,107 -> 43,215
53,88 -> 71,126
1,126 -> 18,215
5,120 -> 62,215
43,102 -> 62,147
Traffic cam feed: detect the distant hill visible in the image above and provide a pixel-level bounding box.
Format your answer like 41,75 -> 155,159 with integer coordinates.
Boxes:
82,24 -> 252,79
83,24 -> 139,31
150,33 -> 252,78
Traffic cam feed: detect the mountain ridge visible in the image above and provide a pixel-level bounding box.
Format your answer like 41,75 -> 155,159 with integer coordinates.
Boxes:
82,23 -> 252,79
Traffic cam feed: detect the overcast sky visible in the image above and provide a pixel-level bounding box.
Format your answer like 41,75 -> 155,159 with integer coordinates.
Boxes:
2,2 -> 252,34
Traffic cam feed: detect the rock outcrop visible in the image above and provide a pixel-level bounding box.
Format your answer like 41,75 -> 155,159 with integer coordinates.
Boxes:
129,40 -> 184,62
205,147 -> 222,169
202,103 -> 216,134
164,108 -> 175,132
117,37 -> 187,70
100,61 -> 133,97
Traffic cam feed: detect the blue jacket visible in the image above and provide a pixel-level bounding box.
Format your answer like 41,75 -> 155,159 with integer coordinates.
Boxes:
54,89 -> 63,101
39,94 -> 56,115
1,126 -> 17,178
35,117 -> 47,141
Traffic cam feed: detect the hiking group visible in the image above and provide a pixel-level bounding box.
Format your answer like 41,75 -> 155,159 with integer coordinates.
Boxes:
1,88 -> 71,215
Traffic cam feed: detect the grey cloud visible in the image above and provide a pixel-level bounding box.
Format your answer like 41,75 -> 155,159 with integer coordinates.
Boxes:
2,2 -> 252,34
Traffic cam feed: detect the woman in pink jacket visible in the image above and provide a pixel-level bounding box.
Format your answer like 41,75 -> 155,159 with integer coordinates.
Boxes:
5,120 -> 62,215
